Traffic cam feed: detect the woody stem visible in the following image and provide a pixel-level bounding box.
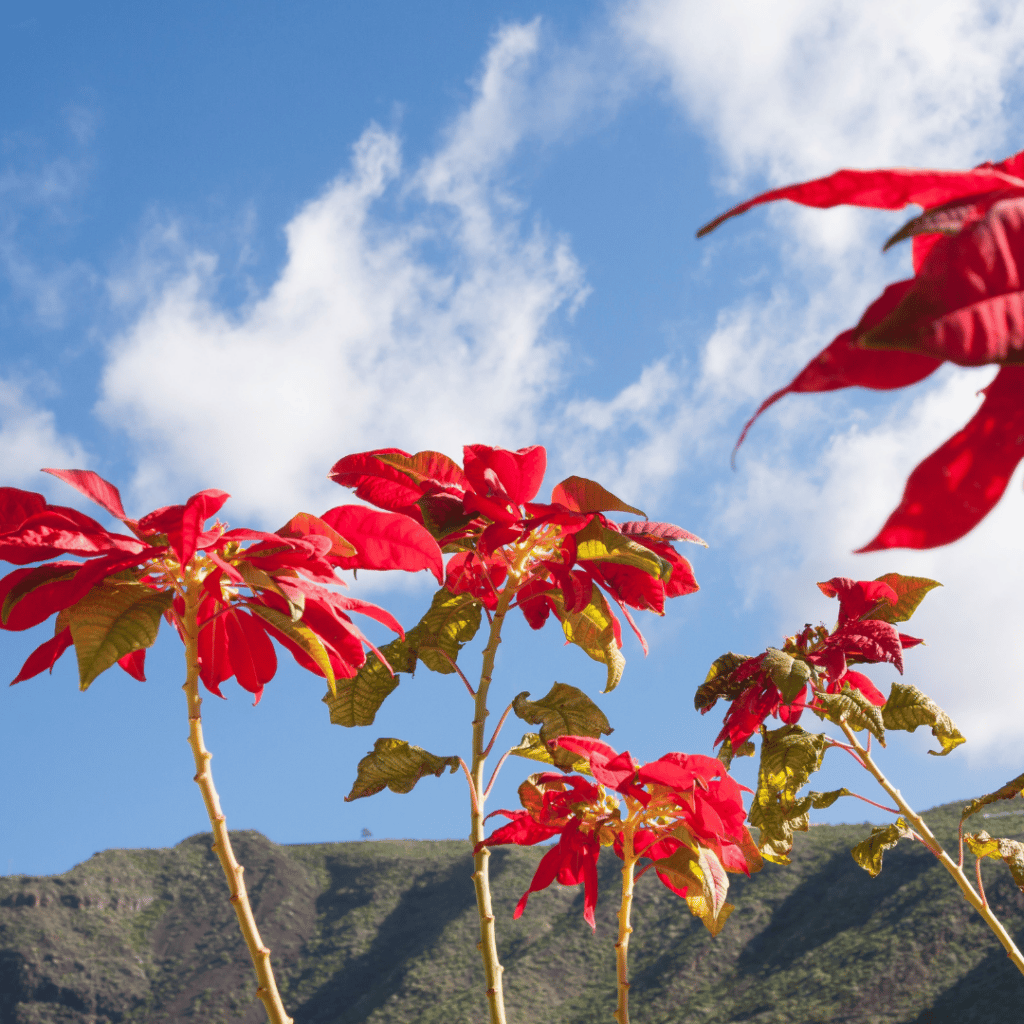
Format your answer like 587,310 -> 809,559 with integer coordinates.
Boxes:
182,592 -> 293,1024
839,720 -> 1024,975
614,811 -> 638,1024
470,582 -> 516,1024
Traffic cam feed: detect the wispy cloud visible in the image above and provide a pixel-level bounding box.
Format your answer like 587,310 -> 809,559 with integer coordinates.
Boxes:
98,22 -> 588,523
0,376 -> 88,485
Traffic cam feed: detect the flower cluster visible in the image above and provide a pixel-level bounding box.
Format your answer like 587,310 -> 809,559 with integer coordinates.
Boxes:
700,148 -> 1024,550
696,575 -> 930,754
0,469 -> 438,700
332,445 -> 704,687
477,737 -> 760,934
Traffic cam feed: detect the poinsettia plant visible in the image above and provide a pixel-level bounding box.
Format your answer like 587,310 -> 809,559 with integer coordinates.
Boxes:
330,443 -> 706,1024
697,571 -> 1024,975
479,736 -> 761,1024
698,147 -> 1024,550
0,468 -> 442,1024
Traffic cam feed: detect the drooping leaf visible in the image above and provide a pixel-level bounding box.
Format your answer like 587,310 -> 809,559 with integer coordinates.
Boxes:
758,724 -> 829,804
511,683 -> 612,770
10,627 -> 74,684
715,736 -> 755,771
964,830 -> 1024,893
550,476 -> 646,518
882,682 -> 965,755
808,788 -> 854,810
881,193 -> 1002,252
67,583 -> 173,690
851,818 -> 914,877
546,584 -> 625,693
961,771 -> 1024,825
323,638 -> 405,727
866,573 -> 942,623
762,648 -> 814,704
345,737 -> 460,801
405,588 -> 483,675
695,653 -> 753,712
507,732 -> 592,775
236,560 -> 304,619
747,796 -> 811,866
682,846 -> 734,937
248,602 -> 337,693
858,367 -> 1024,551
814,685 -> 886,745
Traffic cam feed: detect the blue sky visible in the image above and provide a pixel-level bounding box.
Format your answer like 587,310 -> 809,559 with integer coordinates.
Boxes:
4,1 -> 1024,877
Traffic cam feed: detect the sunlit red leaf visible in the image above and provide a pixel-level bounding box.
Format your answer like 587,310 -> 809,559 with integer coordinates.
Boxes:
10,627 -> 73,684
117,649 -> 147,681
320,505 -> 443,582
41,469 -> 129,521
462,444 -> 546,504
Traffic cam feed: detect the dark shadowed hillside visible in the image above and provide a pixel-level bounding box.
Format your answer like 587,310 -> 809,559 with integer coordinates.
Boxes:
2,803 -> 1023,1023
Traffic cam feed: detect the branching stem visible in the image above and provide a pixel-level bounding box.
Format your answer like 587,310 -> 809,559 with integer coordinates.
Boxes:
839,720 -> 1024,974
181,591 -> 293,1024
483,701 -> 516,758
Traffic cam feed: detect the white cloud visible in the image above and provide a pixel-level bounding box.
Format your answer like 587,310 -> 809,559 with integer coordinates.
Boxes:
98,22 -> 588,524
0,377 -> 88,485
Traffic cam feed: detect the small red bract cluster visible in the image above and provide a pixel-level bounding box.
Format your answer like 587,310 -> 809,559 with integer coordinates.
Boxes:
700,577 -> 923,752
478,737 -> 759,931
701,148 -> 1024,549
332,445 -> 704,669
0,469 -> 439,701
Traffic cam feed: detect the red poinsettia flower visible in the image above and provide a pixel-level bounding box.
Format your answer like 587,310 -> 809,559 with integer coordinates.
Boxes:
477,737 -> 759,931
2,469 -> 440,701
331,445 -> 704,689
704,576 -> 924,752
699,148 -> 1024,550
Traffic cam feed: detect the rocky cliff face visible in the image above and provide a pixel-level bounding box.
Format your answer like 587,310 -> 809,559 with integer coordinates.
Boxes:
2,804 -> 1023,1023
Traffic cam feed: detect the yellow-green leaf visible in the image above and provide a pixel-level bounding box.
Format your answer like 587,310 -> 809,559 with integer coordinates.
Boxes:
345,737 -> 460,801
961,771 -> 1024,825
814,685 -> 886,746
869,573 -> 942,623
851,818 -> 913,877
809,788 -> 853,810
511,682 -> 612,770
507,733 -> 592,775
762,648 -> 814,704
715,736 -> 755,771
550,475 -> 646,518
758,724 -> 829,804
574,519 -> 667,578
547,584 -> 625,693
684,846 -> 734,937
964,830 -> 1024,893
323,638 -> 405,727
68,583 -> 173,690
695,652 -> 752,712
405,588 -> 482,675
882,682 -> 964,755
236,560 -> 304,620
249,602 -> 336,693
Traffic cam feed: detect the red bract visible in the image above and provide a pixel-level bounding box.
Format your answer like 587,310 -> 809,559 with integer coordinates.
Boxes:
699,149 -> 1024,549
330,445 -> 704,689
702,576 -> 924,752
2,469 -> 438,702
478,738 -> 759,932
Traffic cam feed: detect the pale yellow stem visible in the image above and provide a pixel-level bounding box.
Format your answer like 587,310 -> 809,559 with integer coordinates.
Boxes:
182,594 -> 293,1024
615,812 -> 638,1024
840,720 -> 1024,975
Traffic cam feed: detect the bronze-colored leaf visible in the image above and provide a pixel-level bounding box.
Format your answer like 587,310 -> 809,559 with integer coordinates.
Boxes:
808,788 -> 853,810
546,585 -> 625,693
696,652 -> 753,712
961,771 -> 1024,825
762,648 -> 814,704
869,573 -> 942,623
507,733 -> 592,775
405,588 -> 483,675
323,638 -> 405,727
882,682 -> 964,755
715,736 -> 756,771
814,685 -> 886,746
550,476 -> 646,518
511,682 -> 612,771
850,818 -> 913,877
345,737 -> 460,801
964,830 -> 1024,893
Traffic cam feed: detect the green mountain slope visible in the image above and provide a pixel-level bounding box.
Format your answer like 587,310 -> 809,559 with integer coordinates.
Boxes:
2,803 -> 1023,1023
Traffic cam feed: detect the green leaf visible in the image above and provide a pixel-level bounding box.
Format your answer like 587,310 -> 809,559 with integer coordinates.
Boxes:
882,682 -> 965,755
248,602 -> 336,693
808,788 -> 854,810
762,648 -> 814,704
550,475 -> 646,518
546,585 -> 625,692
964,830 -> 1024,893
851,818 -> 913,877
695,652 -> 752,712
961,771 -> 1024,825
68,583 -> 173,690
869,573 -> 942,623
405,588 -> 483,675
511,682 -> 612,771
236,560 -> 304,620
345,737 -> 461,801
747,796 -> 811,866
323,638 -> 404,727
715,736 -> 755,771
814,685 -> 886,746
574,519 -> 668,578
507,733 -> 592,775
